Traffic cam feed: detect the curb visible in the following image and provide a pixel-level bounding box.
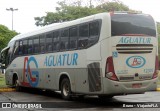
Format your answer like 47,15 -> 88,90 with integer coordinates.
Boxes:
0,88 -> 16,92
157,88 -> 160,91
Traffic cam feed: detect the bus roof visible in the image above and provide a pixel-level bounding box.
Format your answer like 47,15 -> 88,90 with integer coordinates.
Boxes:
9,12 -> 109,44
9,12 -> 151,45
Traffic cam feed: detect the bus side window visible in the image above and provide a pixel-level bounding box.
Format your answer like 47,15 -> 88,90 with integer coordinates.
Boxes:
40,35 -> 45,53
7,45 -> 14,65
69,26 -> 78,49
33,37 -> 39,54
89,21 -> 100,46
13,41 -> 19,58
78,23 -> 89,49
28,39 -> 33,54
23,39 -> 28,55
53,31 -> 60,52
46,33 -> 53,52
19,40 -> 23,55
60,29 -> 69,51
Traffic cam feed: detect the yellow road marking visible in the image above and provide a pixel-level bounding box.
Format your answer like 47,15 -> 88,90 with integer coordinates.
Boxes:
157,88 -> 160,91
0,88 -> 16,92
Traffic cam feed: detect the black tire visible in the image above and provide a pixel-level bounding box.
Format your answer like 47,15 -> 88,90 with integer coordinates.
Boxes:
15,79 -> 21,91
61,78 -> 72,100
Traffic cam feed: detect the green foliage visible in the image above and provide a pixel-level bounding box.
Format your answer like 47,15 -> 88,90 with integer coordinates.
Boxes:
0,25 -> 18,51
0,74 -> 6,87
35,1 -> 132,26
157,22 -> 160,37
96,2 -> 129,12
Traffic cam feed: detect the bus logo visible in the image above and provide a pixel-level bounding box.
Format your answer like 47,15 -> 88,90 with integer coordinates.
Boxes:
126,56 -> 146,68
22,56 -> 39,87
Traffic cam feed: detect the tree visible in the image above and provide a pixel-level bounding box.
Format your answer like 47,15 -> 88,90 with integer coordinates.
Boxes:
157,22 -> 160,37
0,24 -> 18,50
34,1 -> 133,26
96,1 -> 129,12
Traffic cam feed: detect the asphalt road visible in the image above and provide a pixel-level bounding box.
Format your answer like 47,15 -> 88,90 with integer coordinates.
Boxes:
0,89 -> 160,111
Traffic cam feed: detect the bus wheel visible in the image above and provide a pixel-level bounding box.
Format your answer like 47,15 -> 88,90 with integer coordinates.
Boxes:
15,79 -> 21,91
61,78 -> 71,100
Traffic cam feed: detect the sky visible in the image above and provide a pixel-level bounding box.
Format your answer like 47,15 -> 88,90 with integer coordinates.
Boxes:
0,0 -> 160,34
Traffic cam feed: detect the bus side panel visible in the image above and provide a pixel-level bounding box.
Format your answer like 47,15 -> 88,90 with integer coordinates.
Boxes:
74,50 -> 89,93
5,57 -> 23,86
100,38 -> 111,78
5,56 -> 45,88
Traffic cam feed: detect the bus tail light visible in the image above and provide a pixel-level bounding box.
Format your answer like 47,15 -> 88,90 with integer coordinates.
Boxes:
152,56 -> 159,79
105,56 -> 118,81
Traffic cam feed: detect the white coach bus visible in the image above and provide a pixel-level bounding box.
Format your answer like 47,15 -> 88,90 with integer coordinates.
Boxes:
0,12 -> 159,100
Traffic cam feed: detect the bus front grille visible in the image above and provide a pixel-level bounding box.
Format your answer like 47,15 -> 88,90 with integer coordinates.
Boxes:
116,44 -> 153,54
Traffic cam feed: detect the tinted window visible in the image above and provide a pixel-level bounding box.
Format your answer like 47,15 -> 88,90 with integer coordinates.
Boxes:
53,31 -> 60,51
79,24 -> 89,37
23,39 -> 28,55
33,37 -> 39,53
111,14 -> 156,37
28,39 -> 33,54
46,33 -> 53,52
69,27 -> 78,49
89,21 -> 100,46
60,29 -> 69,50
78,24 -> 89,48
40,35 -> 45,53
70,27 -> 78,37
61,29 -> 69,37
19,41 -> 23,55
8,42 -> 14,64
89,21 -> 99,36
13,41 -> 19,57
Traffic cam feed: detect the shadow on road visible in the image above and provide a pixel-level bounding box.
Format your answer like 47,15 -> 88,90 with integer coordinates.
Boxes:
18,87 -> 124,108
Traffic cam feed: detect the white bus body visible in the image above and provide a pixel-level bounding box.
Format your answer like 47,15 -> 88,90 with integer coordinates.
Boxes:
1,12 -> 158,99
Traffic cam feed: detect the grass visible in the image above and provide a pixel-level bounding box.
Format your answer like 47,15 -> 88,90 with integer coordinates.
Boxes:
0,73 -> 16,92
0,73 -> 8,88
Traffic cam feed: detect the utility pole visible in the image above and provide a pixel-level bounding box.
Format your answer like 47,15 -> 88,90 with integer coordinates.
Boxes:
89,0 -> 92,8
6,8 -> 18,30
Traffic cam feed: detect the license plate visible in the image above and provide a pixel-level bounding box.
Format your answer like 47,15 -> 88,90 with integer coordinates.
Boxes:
132,83 -> 142,88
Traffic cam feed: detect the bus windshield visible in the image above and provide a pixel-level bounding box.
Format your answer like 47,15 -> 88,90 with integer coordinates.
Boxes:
111,14 -> 156,37
0,47 -> 10,68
